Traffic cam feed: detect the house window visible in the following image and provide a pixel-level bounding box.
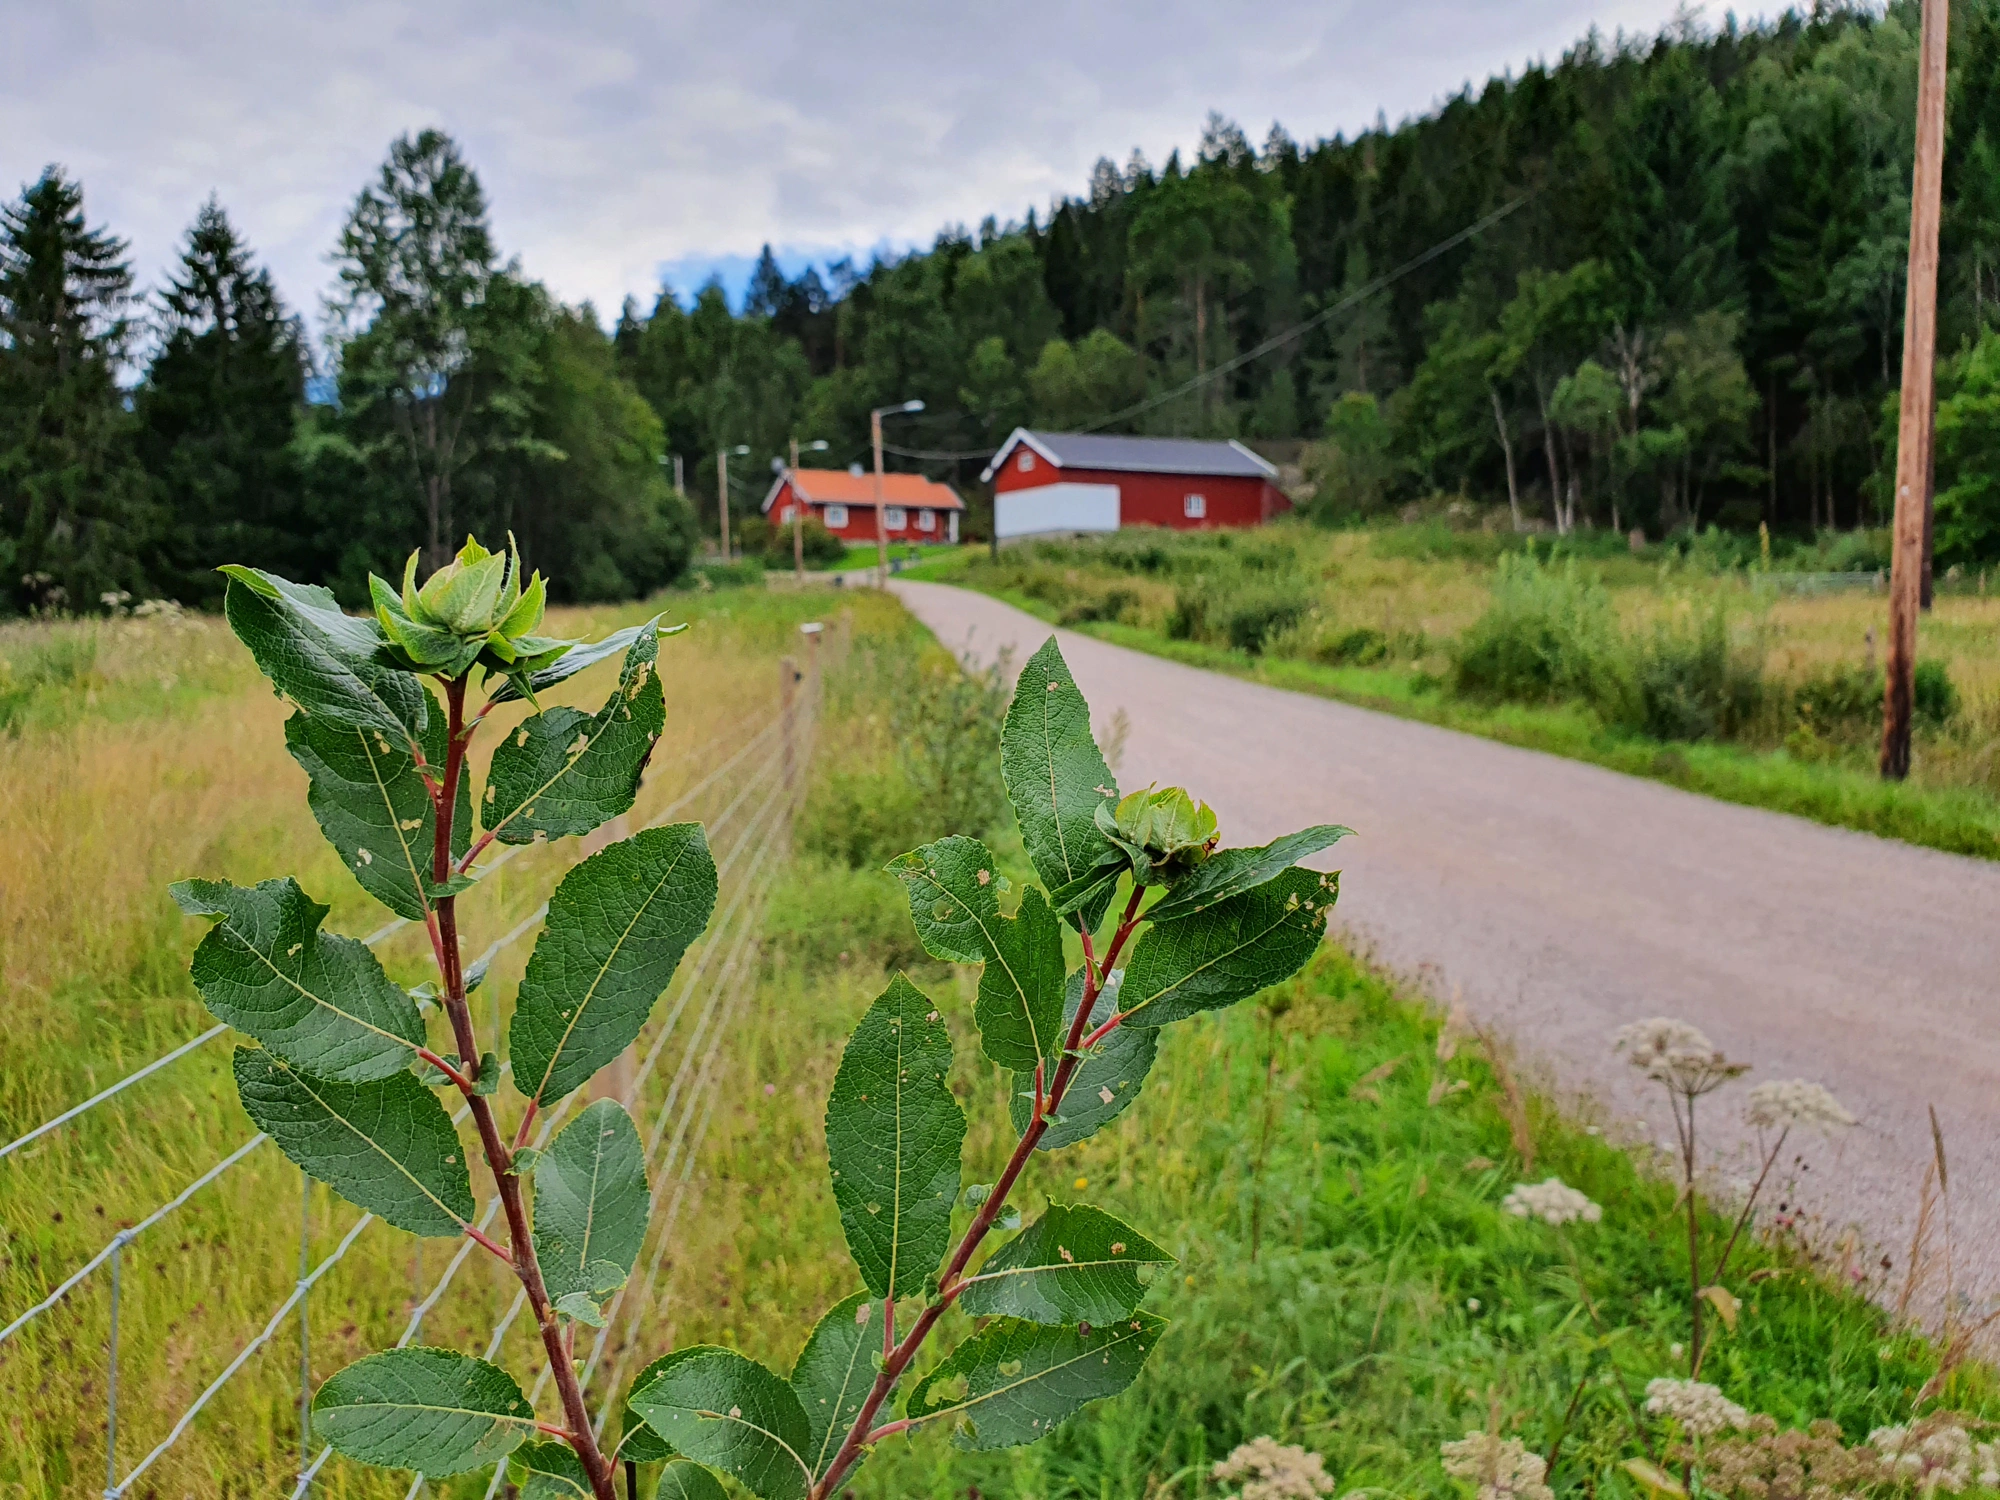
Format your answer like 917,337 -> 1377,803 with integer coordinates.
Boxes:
779,504 -> 796,524
1019,451 -> 1035,472
917,508 -> 936,532
884,506 -> 908,530
823,504 -> 848,529
1184,493 -> 1207,519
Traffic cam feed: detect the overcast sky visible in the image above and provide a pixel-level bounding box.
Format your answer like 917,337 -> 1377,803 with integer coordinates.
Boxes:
4,0 -> 1716,332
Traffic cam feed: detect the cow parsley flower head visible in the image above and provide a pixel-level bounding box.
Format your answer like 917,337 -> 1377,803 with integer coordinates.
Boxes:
1212,1435 -> 1336,1500
1871,1423 -> 1974,1495
1745,1079 -> 1855,1134
1614,1017 -> 1748,1097
1501,1177 -> 1602,1226
1644,1378 -> 1749,1437
1439,1433 -> 1553,1500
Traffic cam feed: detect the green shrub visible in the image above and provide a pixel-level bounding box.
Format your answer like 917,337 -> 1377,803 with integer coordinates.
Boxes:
891,652 -> 1009,838
1315,626 -> 1389,666
687,556 -> 765,590
798,767 -> 929,869
748,514 -> 846,568
1223,581 -> 1312,653
1627,605 -> 1763,742
1450,552 -> 1632,715
1057,583 -> 1139,626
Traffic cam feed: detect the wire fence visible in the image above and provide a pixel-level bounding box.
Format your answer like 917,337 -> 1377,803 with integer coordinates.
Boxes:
0,624 -> 832,1497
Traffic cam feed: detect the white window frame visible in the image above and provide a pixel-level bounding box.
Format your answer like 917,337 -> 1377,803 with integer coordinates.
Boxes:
884,506 -> 908,530
1019,450 -> 1035,471
1183,492 -> 1207,519
917,508 -> 937,532
779,504 -> 796,524
823,504 -> 848,528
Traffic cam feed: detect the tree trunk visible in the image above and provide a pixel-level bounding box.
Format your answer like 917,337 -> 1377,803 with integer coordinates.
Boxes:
1534,383 -> 1564,533
1490,385 -> 1523,532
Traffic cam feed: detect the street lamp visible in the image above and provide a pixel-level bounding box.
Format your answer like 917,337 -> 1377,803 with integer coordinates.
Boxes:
871,399 -> 925,587
716,443 -> 750,561
778,437 -> 831,582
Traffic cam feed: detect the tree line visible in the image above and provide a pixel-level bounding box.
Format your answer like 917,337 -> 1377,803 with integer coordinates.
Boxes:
11,2 -> 2000,618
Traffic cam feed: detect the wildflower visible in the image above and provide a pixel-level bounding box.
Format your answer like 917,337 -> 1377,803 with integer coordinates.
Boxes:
1644,1378 -> 1749,1437
1212,1435 -> 1336,1500
1745,1079 -> 1855,1134
1500,1177 -> 1602,1226
1871,1422 -> 1974,1495
1466,1297 -> 1481,1312
1614,1017 -> 1748,1096
1438,1433 -> 1553,1500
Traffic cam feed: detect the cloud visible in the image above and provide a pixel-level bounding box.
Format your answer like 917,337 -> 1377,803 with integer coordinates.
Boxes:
1,0 -> 1712,327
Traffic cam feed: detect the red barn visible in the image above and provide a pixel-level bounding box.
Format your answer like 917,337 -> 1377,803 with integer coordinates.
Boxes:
981,429 -> 1287,539
760,467 -> 963,545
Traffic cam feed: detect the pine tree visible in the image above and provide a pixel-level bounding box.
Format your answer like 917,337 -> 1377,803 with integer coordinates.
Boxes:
0,166 -> 154,612
137,197 -> 308,605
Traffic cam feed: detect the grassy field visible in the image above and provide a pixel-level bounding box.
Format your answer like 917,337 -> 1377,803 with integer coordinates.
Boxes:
0,576 -> 1985,1499
906,526 -> 2000,859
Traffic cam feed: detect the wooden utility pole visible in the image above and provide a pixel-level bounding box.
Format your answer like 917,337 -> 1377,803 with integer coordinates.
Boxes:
872,408 -> 889,588
1881,0 -> 1950,781
716,448 -> 733,562
791,437 -> 805,582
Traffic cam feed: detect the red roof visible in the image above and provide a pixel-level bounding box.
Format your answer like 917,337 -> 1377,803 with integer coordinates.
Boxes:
760,468 -> 963,514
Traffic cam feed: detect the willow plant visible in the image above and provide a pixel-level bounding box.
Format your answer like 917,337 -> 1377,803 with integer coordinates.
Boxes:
173,541 -> 1347,1500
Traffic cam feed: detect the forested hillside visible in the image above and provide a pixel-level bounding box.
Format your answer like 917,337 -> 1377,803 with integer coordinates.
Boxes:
6,2 -> 2000,618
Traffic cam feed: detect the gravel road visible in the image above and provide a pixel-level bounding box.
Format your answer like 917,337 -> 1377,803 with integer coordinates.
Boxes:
891,578 -> 2000,1286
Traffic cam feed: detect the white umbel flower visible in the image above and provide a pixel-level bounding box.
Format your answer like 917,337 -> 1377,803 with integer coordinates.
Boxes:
1212,1435 -> 1336,1500
1643,1378 -> 1749,1437
1501,1177 -> 1602,1226
1745,1079 -> 1855,1134
1615,1017 -> 1747,1096
1439,1433 -> 1553,1500
1871,1424 -> 1974,1494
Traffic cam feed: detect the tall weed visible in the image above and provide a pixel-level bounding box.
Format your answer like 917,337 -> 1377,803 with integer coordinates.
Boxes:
1451,553 -> 1634,717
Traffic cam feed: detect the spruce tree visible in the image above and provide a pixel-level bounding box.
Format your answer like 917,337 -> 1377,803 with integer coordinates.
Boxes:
137,197 -> 308,606
0,166 -> 153,612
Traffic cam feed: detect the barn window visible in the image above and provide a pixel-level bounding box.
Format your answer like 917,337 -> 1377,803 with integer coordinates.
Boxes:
824,504 -> 848,528
1019,451 -> 1035,472
779,504 -> 796,524
884,506 -> 908,530
1184,493 -> 1207,519
917,508 -> 937,531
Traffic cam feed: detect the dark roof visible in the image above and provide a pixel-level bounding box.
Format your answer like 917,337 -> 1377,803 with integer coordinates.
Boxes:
981,428 -> 1279,482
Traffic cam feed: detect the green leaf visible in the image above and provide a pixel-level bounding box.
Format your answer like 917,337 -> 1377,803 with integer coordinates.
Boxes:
790,1292 -> 888,1480
1010,971 -> 1157,1151
220,567 -> 425,744
233,1048 -> 473,1236
484,622 -> 666,844
656,1460 -> 729,1500
825,974 -> 965,1298
312,1347 -> 535,1477
616,1354 -> 676,1464
904,1313 -> 1166,1450
172,877 -> 424,1083
1120,867 -> 1335,1029
507,1440 -> 592,1498
285,709 -> 473,922
486,617 -> 684,705
628,1347 -> 815,1500
1144,825 -> 1351,925
1000,639 -> 1119,928
958,1203 -> 1172,1325
888,838 -> 1065,1070
533,1099 -> 650,1312
511,824 -> 718,1108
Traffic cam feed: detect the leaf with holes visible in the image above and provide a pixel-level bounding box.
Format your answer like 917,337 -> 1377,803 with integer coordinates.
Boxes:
905,1313 -> 1166,1450
958,1203 -> 1172,1325
285,709 -> 472,922
506,1440 -> 591,1498
1120,867 -> 1334,1029
233,1049 -> 473,1236
889,837 -> 1064,1070
510,824 -> 717,1108
172,877 -> 424,1083
1000,638 -> 1119,928
220,566 -> 426,743
532,1099 -> 650,1313
486,617 -> 684,704
628,1347 -> 815,1500
1010,971 -> 1157,1152
1144,825 -> 1349,925
825,974 -> 965,1298
790,1291 -> 888,1479
312,1348 -> 534,1477
483,621 -> 665,844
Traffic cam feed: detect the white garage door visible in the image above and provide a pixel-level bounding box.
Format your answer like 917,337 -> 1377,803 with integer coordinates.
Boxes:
996,482 -> 1121,539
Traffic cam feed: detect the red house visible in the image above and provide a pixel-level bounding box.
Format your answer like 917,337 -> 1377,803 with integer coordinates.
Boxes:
981,429 -> 1287,539
760,467 -> 964,545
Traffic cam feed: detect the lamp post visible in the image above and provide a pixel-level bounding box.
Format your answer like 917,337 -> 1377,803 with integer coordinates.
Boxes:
871,399 -> 925,587
783,437 -> 831,581
716,443 -> 750,561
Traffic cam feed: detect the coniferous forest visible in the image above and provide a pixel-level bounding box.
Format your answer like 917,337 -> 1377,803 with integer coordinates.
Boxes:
7,2 -> 2000,617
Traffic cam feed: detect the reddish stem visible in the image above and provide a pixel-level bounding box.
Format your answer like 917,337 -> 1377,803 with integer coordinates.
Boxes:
466,1224 -> 513,1264
416,1047 -> 475,1093
537,1421 -> 578,1441
512,1099 -> 541,1154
